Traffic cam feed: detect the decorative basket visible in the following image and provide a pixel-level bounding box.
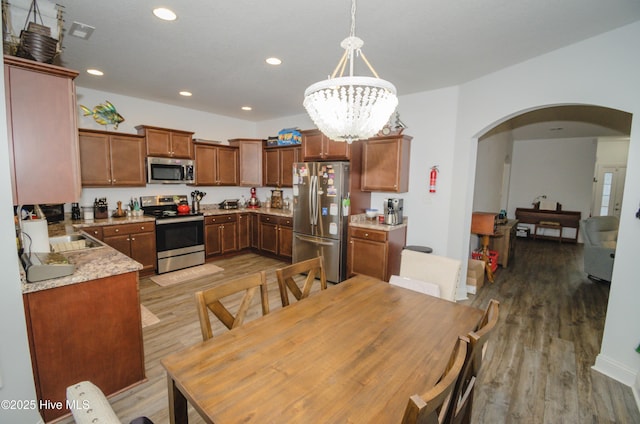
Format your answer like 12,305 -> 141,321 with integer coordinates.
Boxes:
15,0 -> 58,63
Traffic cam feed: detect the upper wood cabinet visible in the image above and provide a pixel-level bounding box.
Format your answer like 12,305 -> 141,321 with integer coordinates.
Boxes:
79,129 -> 146,187
193,142 -> 239,186
301,129 -> 351,161
4,56 -> 81,204
136,125 -> 194,159
361,135 -> 412,193
228,138 -> 264,186
263,145 -> 300,187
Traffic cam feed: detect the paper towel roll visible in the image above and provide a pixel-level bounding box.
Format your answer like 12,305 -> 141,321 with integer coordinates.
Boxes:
21,219 -> 50,252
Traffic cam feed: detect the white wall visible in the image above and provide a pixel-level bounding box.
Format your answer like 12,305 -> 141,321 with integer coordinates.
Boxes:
451,21 -> 640,390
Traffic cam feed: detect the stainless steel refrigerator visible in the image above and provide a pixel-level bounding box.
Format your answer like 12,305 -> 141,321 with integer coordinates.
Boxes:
292,161 -> 351,283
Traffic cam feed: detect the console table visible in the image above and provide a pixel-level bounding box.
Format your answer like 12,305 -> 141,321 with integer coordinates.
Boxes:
515,208 -> 581,243
489,219 -> 518,267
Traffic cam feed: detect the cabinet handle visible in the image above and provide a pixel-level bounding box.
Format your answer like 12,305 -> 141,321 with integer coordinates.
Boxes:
140,226 -> 145,230
115,228 -> 119,233
364,233 -> 368,237
131,237 -> 135,241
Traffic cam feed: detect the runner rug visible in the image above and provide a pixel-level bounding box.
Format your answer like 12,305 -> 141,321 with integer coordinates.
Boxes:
149,263 -> 224,287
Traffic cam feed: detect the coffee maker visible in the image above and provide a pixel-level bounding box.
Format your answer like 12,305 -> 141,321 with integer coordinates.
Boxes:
384,198 -> 404,225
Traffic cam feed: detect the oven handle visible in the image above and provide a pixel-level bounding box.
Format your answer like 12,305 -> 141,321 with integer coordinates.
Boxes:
155,215 -> 204,225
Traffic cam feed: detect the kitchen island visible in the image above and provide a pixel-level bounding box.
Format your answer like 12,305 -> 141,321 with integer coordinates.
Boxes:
20,229 -> 145,422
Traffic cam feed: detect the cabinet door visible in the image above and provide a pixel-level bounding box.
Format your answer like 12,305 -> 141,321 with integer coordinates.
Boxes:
301,130 -> 324,161
5,59 -> 81,204
361,136 -> 411,192
79,131 -> 112,186
324,137 -> 350,160
194,144 -> 217,185
145,128 -> 172,157
235,139 -> 263,186
170,131 -> 194,158
103,234 -> 132,257
205,222 -> 223,256
110,135 -> 146,186
216,147 -> 239,185
129,231 -> 156,273
278,225 -> 293,258
250,214 -> 260,249
221,222 -> 238,253
237,213 -> 251,250
347,236 -> 387,281
279,148 -> 297,187
260,221 -> 278,254
263,148 -> 281,187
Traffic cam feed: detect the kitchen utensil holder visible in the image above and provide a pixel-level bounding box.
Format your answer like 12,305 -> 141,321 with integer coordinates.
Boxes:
94,205 -> 108,219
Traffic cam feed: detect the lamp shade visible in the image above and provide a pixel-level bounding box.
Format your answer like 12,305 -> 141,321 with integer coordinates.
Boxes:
471,212 -> 497,235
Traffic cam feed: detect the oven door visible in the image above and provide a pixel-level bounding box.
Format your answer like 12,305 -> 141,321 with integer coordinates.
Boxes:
156,216 -> 204,254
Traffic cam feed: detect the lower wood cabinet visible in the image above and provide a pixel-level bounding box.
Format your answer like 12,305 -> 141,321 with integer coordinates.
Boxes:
259,214 -> 293,259
347,225 -> 407,282
489,219 -> 518,267
237,212 -> 251,250
23,272 -> 145,422
205,214 -> 238,257
101,222 -> 156,275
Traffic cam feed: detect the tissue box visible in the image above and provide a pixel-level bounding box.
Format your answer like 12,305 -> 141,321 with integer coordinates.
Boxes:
466,259 -> 485,294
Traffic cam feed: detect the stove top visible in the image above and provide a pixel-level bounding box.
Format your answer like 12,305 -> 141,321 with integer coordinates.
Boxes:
140,195 -> 202,220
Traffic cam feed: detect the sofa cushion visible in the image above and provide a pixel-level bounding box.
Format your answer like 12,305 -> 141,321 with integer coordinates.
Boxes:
591,230 -> 618,244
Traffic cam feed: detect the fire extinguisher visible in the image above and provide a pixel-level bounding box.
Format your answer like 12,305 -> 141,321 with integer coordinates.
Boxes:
429,166 -> 439,193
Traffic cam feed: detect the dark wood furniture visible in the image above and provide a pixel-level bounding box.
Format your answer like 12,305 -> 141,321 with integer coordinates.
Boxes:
263,144 -> 300,187
489,219 -> 518,267
101,222 -> 157,275
515,207 -> 581,243
78,129 -> 146,187
228,138 -> 264,186
23,272 -> 145,422
161,275 -> 483,424
205,214 -> 238,257
347,224 -> 407,282
300,129 -> 351,161
259,214 -> 293,259
194,271 -> 269,341
275,256 -> 327,307
4,55 -> 81,204
193,142 -> 239,186
361,135 -> 412,193
136,125 -> 194,158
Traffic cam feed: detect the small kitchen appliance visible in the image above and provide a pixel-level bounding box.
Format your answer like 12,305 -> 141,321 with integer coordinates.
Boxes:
147,157 -> 195,184
219,199 -> 239,210
383,198 -> 404,225
247,187 -> 260,209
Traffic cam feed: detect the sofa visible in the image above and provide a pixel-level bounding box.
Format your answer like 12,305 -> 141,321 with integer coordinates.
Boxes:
581,216 -> 618,282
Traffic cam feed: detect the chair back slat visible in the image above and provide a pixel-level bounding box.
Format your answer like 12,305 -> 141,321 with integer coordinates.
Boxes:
276,256 -> 327,307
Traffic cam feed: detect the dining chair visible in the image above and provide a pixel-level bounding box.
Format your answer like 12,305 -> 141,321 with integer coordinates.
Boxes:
401,336 -> 469,424
445,299 -> 500,424
399,249 -> 461,301
389,275 -> 442,298
194,270 -> 270,341
275,256 -> 327,307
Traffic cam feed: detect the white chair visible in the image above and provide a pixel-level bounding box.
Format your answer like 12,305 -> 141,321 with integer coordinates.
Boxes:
397,249 -> 462,301
390,275 -> 441,298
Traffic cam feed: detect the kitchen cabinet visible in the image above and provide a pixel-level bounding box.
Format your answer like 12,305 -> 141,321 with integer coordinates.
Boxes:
263,145 -> 300,187
489,219 -> 518,267
78,129 -> 146,187
193,142 -> 239,186
250,213 -> 260,249
347,225 -> 407,282
361,135 -> 412,193
136,125 -> 194,159
23,271 -> 145,422
102,222 -> 156,275
4,56 -> 81,204
237,212 -> 251,250
229,138 -> 264,186
205,214 -> 238,257
301,129 -> 351,161
259,214 -> 293,258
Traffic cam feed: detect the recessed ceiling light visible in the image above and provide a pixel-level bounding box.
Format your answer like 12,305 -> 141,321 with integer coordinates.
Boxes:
241,106 -> 252,111
266,57 -> 282,65
153,7 -> 177,21
179,91 -> 192,97
87,68 -> 104,76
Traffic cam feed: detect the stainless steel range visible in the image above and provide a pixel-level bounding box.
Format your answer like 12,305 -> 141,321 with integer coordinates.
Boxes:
141,195 -> 205,274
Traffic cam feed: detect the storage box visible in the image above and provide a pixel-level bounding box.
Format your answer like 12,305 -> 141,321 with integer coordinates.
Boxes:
466,259 -> 485,294
471,249 -> 498,273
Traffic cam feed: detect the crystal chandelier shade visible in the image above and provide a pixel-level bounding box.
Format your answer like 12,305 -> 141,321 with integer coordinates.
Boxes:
303,0 -> 398,144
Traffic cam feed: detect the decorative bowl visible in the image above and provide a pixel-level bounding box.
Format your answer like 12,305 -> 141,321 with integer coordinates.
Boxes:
365,209 -> 378,219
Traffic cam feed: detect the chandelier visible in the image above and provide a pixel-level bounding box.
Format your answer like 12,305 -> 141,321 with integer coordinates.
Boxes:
303,0 -> 398,144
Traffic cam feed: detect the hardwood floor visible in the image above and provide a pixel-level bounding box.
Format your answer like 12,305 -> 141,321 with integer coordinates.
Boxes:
56,241 -> 639,423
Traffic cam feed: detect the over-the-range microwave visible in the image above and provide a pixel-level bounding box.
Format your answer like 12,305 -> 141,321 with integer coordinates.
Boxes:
147,157 -> 195,184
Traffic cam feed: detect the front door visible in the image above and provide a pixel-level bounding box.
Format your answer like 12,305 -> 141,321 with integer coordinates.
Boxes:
593,164 -> 626,218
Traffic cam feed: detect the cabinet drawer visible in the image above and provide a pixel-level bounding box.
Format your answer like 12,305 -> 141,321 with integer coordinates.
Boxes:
103,222 -> 155,237
279,217 -> 292,227
349,227 -> 387,242
84,226 -> 104,240
206,214 -> 236,225
261,214 -> 279,224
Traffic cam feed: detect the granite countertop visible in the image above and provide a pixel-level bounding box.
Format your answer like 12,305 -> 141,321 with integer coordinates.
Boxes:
349,214 -> 408,231
200,205 -> 293,218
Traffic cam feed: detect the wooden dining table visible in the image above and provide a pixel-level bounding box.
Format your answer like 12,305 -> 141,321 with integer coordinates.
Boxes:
161,274 -> 483,424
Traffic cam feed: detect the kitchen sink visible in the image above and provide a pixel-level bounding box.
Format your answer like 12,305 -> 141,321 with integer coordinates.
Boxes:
49,233 -> 105,252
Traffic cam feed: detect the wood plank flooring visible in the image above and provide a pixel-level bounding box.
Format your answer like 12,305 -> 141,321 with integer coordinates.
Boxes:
55,241 -> 640,424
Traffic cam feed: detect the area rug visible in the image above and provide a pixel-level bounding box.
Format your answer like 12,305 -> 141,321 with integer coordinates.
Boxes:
140,304 -> 160,328
149,263 -> 224,287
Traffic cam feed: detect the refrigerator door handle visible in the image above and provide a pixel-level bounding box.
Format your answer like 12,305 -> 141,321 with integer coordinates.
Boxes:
295,234 -> 335,247
310,175 -> 318,226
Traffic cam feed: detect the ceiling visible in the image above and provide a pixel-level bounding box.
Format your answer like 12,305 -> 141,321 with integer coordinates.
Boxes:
8,0 -> 640,125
